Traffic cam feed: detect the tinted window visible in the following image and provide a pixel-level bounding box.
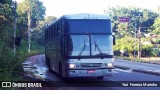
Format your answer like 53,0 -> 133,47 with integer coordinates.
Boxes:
68,19 -> 111,33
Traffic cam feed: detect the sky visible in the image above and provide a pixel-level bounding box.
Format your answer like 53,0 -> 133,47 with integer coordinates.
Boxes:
16,0 -> 160,17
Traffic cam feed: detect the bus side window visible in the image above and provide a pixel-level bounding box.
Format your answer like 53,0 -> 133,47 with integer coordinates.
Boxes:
57,23 -> 59,36
113,35 -> 116,45
52,26 -> 54,38
47,29 -> 49,39
53,25 -> 55,37
49,28 -> 51,39
51,27 -> 52,38
60,20 -> 62,33
50,28 -> 52,38
55,24 -> 57,37
51,27 -> 53,38
45,30 -> 47,40
49,27 -> 52,38
58,22 -> 61,36
61,21 -> 64,33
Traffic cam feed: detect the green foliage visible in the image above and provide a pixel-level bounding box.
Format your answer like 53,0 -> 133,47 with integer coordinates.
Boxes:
152,17 -> 160,34
0,40 -> 44,90
114,36 -> 137,52
151,49 -> 159,57
17,0 -> 46,21
141,43 -> 153,57
110,6 -> 159,57
17,0 -> 46,38
0,1 -> 45,86
18,40 -> 45,57
0,3 -> 17,82
0,0 -> 12,4
32,16 -> 57,45
0,40 -> 44,75
0,2 -> 44,90
108,6 -> 158,38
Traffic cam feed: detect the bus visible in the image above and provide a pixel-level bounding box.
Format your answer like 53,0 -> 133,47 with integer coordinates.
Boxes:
45,13 -> 115,79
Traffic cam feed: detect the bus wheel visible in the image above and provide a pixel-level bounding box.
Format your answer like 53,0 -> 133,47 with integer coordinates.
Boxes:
59,62 -> 66,80
97,76 -> 104,80
45,57 -> 51,71
59,62 -> 62,77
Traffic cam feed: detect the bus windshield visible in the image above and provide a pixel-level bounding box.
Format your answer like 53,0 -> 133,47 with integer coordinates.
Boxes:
67,35 -> 113,56
68,19 -> 111,33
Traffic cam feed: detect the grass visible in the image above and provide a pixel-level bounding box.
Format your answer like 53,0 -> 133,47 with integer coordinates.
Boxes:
114,56 -> 160,64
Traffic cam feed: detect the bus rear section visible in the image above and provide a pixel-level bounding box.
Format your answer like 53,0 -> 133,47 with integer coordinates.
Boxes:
63,18 -> 114,79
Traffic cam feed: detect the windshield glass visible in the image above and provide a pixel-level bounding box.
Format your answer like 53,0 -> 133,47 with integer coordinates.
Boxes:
91,35 -> 113,56
69,35 -> 90,56
67,35 -> 113,56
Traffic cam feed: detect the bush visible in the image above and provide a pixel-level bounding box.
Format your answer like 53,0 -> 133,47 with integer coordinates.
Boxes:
0,40 -> 44,90
151,49 -> 159,57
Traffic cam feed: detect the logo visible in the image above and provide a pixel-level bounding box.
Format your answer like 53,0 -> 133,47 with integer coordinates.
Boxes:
2,82 -> 11,87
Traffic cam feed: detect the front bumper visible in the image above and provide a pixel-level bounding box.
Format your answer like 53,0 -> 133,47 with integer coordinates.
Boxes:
66,68 -> 113,77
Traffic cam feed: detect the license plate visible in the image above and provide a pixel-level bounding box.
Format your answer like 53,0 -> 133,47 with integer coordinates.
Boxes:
87,70 -> 95,74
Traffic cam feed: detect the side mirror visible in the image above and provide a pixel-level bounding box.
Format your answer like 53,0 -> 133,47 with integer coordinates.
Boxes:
113,35 -> 116,45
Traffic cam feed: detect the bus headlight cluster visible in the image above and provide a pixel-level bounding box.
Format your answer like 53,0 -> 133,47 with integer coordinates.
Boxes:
107,63 -> 113,67
69,64 -> 75,68
69,64 -> 79,68
103,63 -> 113,67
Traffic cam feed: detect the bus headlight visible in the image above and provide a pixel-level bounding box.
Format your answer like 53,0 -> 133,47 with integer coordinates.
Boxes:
107,63 -> 113,67
69,64 -> 75,68
103,63 -> 113,67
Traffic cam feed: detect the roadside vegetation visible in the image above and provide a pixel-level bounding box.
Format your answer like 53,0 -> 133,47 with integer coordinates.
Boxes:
0,0 -> 55,90
109,7 -> 160,59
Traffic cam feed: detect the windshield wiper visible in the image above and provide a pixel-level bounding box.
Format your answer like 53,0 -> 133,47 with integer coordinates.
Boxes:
94,39 -> 104,59
78,40 -> 87,59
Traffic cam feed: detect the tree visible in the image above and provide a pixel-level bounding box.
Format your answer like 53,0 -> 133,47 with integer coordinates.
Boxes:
17,0 -> 46,38
0,0 -> 19,81
108,6 -> 159,57
17,0 -> 46,21
108,6 -> 158,38
32,16 -> 57,45
113,36 -> 138,57
0,1 -> 14,47
0,0 -> 12,4
152,17 -> 160,34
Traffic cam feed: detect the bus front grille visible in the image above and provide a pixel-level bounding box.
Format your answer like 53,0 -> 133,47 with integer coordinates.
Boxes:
80,63 -> 102,67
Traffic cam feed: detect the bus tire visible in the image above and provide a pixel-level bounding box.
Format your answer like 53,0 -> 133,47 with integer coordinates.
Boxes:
59,62 -> 63,78
97,76 -> 104,80
45,57 -> 51,71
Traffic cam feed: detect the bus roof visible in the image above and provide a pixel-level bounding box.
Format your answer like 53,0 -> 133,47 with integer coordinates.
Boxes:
62,13 -> 110,20
45,13 -> 110,30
